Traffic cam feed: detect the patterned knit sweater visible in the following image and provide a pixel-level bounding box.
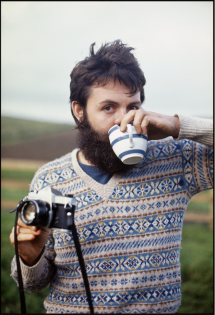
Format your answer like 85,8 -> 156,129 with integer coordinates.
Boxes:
11,115 -> 213,314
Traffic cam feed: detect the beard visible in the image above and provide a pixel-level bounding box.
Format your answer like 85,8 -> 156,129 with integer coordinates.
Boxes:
76,116 -> 134,175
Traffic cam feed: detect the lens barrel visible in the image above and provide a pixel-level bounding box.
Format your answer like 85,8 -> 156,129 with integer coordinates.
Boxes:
20,200 -> 50,227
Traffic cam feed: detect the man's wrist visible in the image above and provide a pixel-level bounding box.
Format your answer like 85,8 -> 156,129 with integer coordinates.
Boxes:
20,248 -> 44,267
172,115 -> 180,138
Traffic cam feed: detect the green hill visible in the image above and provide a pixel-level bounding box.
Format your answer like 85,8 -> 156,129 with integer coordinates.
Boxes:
1,116 -> 75,146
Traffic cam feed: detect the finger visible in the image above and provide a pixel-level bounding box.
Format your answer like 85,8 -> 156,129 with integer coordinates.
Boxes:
141,115 -> 151,135
10,226 -> 38,244
10,226 -> 18,245
133,109 -> 146,134
119,110 -> 137,132
10,229 -> 36,243
17,218 -> 40,232
19,227 -> 42,236
17,233 -> 36,241
9,227 -> 15,246
141,114 -> 161,135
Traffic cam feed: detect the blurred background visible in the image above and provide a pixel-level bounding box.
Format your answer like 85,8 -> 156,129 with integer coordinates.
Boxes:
1,2 -> 213,314
1,1 -> 213,123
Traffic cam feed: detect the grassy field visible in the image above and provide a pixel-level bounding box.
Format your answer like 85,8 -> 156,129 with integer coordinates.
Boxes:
178,223 -> 213,313
1,165 -> 213,313
1,116 -> 74,146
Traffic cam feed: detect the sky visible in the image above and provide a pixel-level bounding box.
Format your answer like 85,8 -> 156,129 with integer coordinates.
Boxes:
1,1 -> 213,125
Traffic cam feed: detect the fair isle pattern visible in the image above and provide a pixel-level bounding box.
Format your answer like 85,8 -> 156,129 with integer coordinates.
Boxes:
52,266 -> 181,296
53,211 -> 184,246
47,283 -> 181,306
55,248 -> 180,276
54,230 -> 181,262
30,156 -> 78,192
45,299 -> 181,314
68,191 -> 190,226
11,138 -> 213,314
193,142 -> 213,192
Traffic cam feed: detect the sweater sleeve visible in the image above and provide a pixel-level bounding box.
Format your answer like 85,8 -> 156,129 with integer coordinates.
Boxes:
173,114 -> 213,149
10,229 -> 56,293
10,155 -> 70,292
173,115 -> 213,196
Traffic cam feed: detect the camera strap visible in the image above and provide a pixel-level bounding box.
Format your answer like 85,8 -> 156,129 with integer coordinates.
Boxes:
14,207 -> 27,314
70,223 -> 94,314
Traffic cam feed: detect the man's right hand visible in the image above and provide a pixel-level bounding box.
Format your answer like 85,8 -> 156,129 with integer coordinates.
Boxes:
115,109 -> 180,141
10,218 -> 50,266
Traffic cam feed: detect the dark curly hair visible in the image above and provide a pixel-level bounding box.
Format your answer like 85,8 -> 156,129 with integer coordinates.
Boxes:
69,40 -> 146,126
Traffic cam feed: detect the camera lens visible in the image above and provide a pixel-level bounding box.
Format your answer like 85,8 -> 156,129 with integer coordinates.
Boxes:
23,203 -> 36,222
20,200 -> 50,227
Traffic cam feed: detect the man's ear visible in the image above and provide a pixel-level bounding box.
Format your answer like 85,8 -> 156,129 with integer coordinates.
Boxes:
71,101 -> 84,122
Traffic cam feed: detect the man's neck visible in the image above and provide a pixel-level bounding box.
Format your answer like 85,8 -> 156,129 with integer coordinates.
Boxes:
77,150 -> 94,166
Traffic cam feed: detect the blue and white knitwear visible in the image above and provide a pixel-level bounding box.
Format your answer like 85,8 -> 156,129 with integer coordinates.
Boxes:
10,115 -> 213,314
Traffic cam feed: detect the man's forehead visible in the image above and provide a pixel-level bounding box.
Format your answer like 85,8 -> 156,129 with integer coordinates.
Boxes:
90,79 -> 140,98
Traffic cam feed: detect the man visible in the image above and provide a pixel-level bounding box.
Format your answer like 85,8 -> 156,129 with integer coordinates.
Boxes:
10,40 -> 213,314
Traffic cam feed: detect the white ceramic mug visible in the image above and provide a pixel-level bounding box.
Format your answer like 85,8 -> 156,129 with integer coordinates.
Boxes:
108,123 -> 148,164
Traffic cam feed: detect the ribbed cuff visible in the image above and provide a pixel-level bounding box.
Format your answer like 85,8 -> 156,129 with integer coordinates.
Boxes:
19,247 -> 46,279
173,114 -> 213,149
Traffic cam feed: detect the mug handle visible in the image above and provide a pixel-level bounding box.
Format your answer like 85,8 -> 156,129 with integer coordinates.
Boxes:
127,124 -> 134,148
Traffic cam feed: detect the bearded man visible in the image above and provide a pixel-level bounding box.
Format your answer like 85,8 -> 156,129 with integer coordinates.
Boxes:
10,40 -> 213,314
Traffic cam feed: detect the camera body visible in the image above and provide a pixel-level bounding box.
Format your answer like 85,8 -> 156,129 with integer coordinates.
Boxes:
19,186 -> 76,229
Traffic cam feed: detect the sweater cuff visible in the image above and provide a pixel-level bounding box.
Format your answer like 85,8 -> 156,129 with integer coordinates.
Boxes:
173,114 -> 213,148
19,247 -> 46,280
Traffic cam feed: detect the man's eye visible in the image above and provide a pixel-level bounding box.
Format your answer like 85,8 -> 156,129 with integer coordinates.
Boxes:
129,106 -> 139,111
104,106 -> 113,111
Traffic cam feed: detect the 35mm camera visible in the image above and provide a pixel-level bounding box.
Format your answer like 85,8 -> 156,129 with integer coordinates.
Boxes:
18,187 -> 76,229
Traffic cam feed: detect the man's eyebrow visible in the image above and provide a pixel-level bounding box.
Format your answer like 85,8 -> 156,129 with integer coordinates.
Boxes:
99,99 -> 141,106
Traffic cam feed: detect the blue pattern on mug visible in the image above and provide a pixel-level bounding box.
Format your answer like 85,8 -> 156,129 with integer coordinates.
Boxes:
108,124 -> 148,165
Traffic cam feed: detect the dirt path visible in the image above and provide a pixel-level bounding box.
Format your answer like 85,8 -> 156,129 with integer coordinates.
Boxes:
1,179 -> 30,190
1,158 -> 47,171
1,200 -> 21,210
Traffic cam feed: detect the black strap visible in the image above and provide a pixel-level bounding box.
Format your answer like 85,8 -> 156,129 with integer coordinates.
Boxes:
14,209 -> 26,314
70,223 -> 94,314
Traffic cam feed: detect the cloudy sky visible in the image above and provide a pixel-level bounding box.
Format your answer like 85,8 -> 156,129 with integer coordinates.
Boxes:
2,1 -> 213,124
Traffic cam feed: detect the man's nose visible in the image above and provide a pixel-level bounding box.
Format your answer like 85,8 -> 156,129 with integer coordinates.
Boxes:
116,108 -> 127,120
